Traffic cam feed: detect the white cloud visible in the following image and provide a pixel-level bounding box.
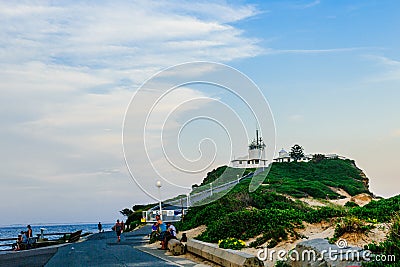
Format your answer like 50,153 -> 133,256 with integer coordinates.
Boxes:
364,55 -> 400,82
0,1 -> 263,224
289,0 -> 321,9
0,1 -> 262,69
265,47 -> 367,55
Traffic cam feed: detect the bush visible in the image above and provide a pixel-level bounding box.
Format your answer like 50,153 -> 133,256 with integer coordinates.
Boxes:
344,201 -> 359,208
249,226 -> 287,248
303,206 -> 344,223
333,216 -> 374,239
363,212 -> 400,267
218,237 -> 246,250
351,195 -> 400,222
275,261 -> 290,267
125,203 -> 155,231
197,208 -> 303,243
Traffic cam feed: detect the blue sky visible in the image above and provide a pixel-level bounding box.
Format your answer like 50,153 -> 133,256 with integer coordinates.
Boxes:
0,0 -> 399,226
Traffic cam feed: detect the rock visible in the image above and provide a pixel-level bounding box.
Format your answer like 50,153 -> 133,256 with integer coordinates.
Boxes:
350,193 -> 372,207
168,238 -> 186,256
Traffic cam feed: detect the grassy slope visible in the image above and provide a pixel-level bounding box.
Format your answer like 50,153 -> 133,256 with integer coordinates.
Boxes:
264,159 -> 369,198
176,159 -> 400,245
203,166 -> 255,185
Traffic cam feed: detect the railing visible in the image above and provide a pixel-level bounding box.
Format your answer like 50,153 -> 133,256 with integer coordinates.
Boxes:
167,170 -> 256,207
143,169 -> 261,223
0,232 -> 74,251
0,237 -> 16,248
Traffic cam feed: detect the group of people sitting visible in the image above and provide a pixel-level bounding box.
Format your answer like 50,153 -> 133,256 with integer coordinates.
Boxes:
14,225 -> 33,251
151,215 -> 180,250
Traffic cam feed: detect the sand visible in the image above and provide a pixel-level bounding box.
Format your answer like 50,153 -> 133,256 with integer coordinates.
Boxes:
241,220 -> 388,266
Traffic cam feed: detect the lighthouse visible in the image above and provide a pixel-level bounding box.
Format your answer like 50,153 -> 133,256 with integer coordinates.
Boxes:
231,130 -> 268,168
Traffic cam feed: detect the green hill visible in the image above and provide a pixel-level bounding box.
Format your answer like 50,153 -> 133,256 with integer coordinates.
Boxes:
199,158 -> 370,199
175,159 -> 400,250
259,158 -> 370,198
124,158 -> 400,265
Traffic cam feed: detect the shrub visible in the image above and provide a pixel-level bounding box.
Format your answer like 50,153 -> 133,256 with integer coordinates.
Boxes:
351,195 -> 400,222
197,208 -> 303,243
363,212 -> 400,267
249,234 -> 270,248
303,206 -> 344,223
218,237 -> 246,250
275,261 -> 290,267
249,226 -> 287,248
333,216 -> 374,239
344,201 -> 359,208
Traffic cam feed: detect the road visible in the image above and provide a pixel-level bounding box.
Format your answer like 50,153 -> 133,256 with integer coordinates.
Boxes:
45,226 -> 179,267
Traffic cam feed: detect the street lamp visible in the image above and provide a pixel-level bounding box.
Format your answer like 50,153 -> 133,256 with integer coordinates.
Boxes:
156,180 -> 162,220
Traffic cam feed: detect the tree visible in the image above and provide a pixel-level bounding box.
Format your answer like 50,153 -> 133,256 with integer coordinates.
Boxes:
120,208 -> 133,217
312,154 -> 326,163
289,144 -> 304,162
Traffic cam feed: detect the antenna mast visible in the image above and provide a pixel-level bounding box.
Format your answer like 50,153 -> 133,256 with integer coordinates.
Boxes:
256,129 -> 259,146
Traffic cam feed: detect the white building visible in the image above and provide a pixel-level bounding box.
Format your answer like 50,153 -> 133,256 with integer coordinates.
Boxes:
231,130 -> 268,168
273,148 -> 340,163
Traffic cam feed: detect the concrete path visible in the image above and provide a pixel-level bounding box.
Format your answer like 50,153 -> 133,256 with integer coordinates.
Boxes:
45,226 -> 200,267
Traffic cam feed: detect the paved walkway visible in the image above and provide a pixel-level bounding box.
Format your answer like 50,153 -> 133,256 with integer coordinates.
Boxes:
45,226 -> 201,267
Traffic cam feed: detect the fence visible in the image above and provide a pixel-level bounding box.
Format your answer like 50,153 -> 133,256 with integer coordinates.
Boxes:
142,169 -> 261,223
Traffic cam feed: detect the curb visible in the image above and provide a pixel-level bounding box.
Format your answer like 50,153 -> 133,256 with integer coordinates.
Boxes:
187,239 -> 263,267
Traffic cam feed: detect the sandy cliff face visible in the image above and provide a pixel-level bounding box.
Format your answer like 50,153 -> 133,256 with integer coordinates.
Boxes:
359,169 -> 370,191
350,160 -> 371,193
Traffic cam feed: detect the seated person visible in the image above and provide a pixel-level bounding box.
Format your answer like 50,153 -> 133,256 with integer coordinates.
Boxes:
26,225 -> 32,238
13,233 -> 24,251
16,231 -> 28,250
166,222 -> 177,240
156,215 -> 167,233
151,222 -> 158,232
149,222 -> 160,243
162,222 -> 178,249
180,233 -> 187,242
21,231 -> 28,243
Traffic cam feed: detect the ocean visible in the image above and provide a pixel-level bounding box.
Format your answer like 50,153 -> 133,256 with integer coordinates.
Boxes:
0,223 -> 114,251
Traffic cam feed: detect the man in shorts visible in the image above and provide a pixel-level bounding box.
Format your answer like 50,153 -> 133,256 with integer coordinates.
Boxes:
114,219 -> 122,242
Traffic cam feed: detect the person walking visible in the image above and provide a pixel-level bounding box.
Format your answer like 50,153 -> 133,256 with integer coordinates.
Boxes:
98,222 -> 102,233
114,220 -> 122,242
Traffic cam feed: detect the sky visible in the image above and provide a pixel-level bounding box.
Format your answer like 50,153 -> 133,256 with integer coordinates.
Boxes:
0,0 -> 399,226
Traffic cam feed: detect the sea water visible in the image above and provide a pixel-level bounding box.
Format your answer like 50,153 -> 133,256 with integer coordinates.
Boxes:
0,223 -> 114,250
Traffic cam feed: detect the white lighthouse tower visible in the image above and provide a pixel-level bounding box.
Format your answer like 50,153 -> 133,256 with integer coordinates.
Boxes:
231,130 -> 268,168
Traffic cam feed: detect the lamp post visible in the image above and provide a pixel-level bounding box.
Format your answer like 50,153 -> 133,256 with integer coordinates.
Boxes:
156,180 -> 162,220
